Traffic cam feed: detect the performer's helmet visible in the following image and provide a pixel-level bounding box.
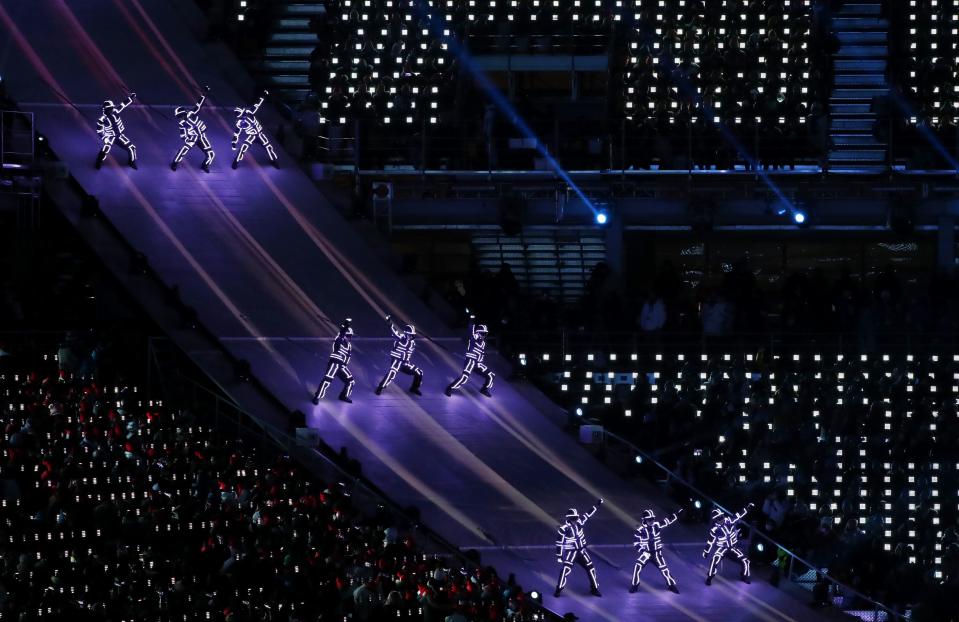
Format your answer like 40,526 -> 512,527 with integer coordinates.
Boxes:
565,508 -> 579,520
102,100 -> 115,111
340,318 -> 353,336
404,324 -> 416,336
474,324 -> 489,337
710,508 -> 725,521
642,509 -> 655,521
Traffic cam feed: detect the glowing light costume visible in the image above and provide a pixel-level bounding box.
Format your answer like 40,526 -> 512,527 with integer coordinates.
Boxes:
231,91 -> 278,169
312,318 -> 355,404
375,315 -> 423,396
445,316 -> 494,398
702,504 -> 753,585
630,508 -> 681,593
171,88 -> 215,172
95,94 -> 138,170
554,499 -> 603,598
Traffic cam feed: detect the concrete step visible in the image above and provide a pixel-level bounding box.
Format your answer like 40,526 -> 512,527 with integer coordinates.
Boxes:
833,17 -> 887,30
280,3 -> 326,15
262,59 -> 310,72
266,74 -> 310,86
835,73 -> 885,86
836,31 -> 887,44
264,46 -> 314,58
275,17 -> 311,30
831,102 -> 873,115
835,45 -> 887,58
832,87 -> 889,100
834,59 -> 886,73
828,149 -> 886,162
831,118 -> 874,131
831,134 -> 883,146
829,163 -> 889,172
276,88 -> 311,101
840,3 -> 882,16
268,32 -> 317,43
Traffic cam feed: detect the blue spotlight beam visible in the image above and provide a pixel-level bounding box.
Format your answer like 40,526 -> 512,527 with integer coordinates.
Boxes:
662,67 -> 796,212
888,89 -> 959,171
418,4 -> 599,216
418,2 -> 797,219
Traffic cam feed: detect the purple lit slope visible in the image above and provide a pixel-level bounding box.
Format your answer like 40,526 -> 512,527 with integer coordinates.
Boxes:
0,1 -> 836,619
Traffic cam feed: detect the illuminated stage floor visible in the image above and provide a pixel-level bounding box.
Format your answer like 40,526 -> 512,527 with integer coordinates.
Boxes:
0,1 -> 836,619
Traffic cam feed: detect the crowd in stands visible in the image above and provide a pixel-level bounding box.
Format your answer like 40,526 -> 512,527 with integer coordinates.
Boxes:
296,0 -> 460,167
492,258 -> 959,619
0,347 -> 544,621
450,255 -> 959,355
601,349 -> 959,620
617,0 -> 833,170
231,0 -> 836,170
456,0 -> 613,54
304,0 -> 457,125
519,325 -> 959,618
198,0 -> 959,171
886,0 -> 959,168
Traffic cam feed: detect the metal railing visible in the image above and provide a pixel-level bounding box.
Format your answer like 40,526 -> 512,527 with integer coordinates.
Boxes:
302,118 -> 829,174
1,110 -> 35,167
506,329 -> 959,362
597,428 -> 910,621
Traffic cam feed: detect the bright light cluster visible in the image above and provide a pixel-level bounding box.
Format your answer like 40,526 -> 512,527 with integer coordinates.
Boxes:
318,0 -> 452,126
621,0 -> 816,125
905,0 -> 959,125
310,0 -> 817,129
548,349 -> 952,580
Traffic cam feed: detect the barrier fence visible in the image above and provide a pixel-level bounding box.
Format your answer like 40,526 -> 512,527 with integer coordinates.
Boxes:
305,116 -> 829,175
505,329 -> 959,364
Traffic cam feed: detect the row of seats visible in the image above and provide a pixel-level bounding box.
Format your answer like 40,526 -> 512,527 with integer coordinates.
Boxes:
312,0 -> 455,125
307,0 -> 826,138
618,0 -> 826,167
898,1 -> 959,118
890,1 -> 959,169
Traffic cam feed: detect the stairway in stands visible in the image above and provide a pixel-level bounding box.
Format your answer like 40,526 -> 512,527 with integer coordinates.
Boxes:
829,2 -> 889,170
259,2 -> 323,105
472,230 -> 606,303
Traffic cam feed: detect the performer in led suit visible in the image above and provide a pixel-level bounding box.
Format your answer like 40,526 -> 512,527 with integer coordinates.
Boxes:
95,93 -> 138,170
554,498 -> 603,598
374,314 -> 423,396
230,90 -> 278,169
702,503 -> 754,585
312,318 -> 355,404
171,86 -> 215,172
444,315 -> 494,398
630,508 -> 682,594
